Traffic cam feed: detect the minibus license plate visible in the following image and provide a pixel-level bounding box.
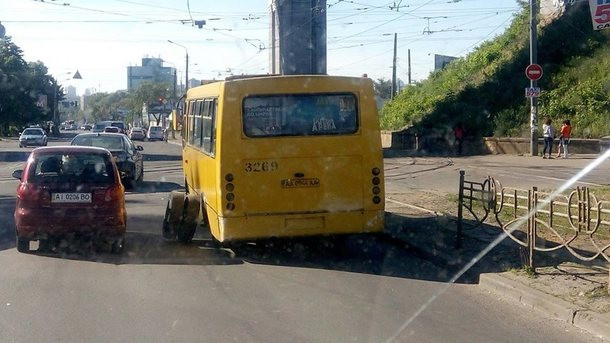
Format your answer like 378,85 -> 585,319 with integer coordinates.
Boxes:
281,178 -> 320,188
51,193 -> 92,203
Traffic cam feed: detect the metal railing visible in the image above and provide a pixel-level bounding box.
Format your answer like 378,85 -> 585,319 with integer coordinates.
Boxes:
457,170 -> 610,270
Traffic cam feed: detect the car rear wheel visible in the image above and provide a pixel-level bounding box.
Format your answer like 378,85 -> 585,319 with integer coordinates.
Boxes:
16,236 -> 29,253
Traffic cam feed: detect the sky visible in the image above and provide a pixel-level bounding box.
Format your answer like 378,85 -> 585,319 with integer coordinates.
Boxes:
1,0 -> 524,94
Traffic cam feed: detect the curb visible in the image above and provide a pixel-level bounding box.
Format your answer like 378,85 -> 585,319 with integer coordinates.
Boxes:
479,273 -> 610,339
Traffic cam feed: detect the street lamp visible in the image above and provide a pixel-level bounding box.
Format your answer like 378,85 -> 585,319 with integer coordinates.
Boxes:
167,40 -> 189,93
53,70 -> 82,135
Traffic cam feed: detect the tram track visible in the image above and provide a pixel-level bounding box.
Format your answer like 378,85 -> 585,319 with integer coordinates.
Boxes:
384,157 -> 454,180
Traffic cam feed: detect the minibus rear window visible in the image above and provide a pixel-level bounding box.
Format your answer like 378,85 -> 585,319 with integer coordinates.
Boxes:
243,93 -> 358,137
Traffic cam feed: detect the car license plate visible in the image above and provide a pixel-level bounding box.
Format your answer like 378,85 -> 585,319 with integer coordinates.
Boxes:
281,178 -> 320,188
51,193 -> 92,203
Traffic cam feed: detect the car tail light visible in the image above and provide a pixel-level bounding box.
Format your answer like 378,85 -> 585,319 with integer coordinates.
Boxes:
18,183 -> 40,202
104,184 -> 124,202
17,183 -> 50,207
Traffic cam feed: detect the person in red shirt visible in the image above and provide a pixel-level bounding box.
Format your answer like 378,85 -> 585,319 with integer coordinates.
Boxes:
556,119 -> 571,159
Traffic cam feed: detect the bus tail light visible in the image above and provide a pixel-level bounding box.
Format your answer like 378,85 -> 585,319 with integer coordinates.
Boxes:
225,173 -> 235,211
372,167 -> 382,204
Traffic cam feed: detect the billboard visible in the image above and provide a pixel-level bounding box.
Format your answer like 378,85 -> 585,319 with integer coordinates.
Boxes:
589,0 -> 610,31
434,54 -> 458,70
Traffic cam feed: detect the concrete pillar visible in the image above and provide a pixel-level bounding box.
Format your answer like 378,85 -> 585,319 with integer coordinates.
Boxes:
271,0 -> 327,75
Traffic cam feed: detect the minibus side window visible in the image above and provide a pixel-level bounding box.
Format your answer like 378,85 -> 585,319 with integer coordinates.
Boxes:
201,98 -> 216,156
182,101 -> 192,143
193,100 -> 204,147
188,100 -> 196,145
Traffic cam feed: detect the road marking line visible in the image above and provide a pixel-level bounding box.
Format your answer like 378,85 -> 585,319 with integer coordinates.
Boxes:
385,198 -> 440,216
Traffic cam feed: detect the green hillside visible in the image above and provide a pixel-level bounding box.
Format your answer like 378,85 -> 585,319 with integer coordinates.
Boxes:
380,2 -> 610,139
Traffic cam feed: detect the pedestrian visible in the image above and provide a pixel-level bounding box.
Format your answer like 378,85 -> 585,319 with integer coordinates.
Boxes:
453,122 -> 465,155
542,117 -> 555,159
556,119 -> 571,159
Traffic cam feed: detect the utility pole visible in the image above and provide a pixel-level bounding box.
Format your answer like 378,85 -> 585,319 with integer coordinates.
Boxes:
529,0 -> 539,156
185,52 -> 189,92
391,33 -> 397,98
407,48 -> 412,85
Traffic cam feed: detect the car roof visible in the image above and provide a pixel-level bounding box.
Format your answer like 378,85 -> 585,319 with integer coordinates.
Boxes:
31,146 -> 111,155
74,133 -> 125,138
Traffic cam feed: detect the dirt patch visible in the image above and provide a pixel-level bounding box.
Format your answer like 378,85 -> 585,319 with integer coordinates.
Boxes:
502,263 -> 610,314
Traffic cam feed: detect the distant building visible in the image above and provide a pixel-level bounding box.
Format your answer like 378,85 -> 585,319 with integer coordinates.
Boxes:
65,85 -> 77,98
434,54 -> 458,70
127,57 -> 176,91
188,79 -> 217,89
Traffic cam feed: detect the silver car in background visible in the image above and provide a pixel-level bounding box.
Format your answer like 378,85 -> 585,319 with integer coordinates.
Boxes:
19,128 -> 48,147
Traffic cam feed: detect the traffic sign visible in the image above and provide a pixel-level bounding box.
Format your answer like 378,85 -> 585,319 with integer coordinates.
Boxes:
525,87 -> 541,98
525,64 -> 543,81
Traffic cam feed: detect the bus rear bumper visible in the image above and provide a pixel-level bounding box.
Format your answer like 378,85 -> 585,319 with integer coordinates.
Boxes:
216,209 -> 384,242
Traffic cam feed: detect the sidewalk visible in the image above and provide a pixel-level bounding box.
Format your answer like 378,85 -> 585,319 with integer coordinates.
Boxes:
385,191 -> 610,339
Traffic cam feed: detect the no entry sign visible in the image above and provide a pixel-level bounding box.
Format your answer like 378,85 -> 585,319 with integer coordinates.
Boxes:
525,64 -> 543,81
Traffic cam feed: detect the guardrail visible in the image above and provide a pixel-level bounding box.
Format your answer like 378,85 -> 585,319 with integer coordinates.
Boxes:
457,171 -> 609,278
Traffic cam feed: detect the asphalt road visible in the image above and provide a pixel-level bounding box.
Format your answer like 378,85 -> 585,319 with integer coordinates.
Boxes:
0,135 -> 604,342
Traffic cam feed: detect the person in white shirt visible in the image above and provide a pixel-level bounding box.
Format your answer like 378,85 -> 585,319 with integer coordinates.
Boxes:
542,117 -> 555,159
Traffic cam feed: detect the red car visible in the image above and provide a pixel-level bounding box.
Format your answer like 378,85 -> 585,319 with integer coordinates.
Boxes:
12,146 -> 127,254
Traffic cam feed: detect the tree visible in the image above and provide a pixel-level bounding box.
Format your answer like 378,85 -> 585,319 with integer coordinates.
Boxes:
0,36 -> 58,135
373,78 -> 393,100
87,91 -> 128,122
127,81 -> 172,125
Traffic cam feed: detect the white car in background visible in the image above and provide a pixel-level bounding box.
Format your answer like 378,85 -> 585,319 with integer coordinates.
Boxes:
19,128 -> 48,147
147,125 -> 164,141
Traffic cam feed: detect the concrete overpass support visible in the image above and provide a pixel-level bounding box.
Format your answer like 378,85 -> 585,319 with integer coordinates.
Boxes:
270,0 -> 327,75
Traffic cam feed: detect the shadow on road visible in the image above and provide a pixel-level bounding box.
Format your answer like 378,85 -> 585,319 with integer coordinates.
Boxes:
0,196 -> 16,251
130,181 -> 183,194
143,153 -> 182,162
23,232 -> 241,266
0,151 -> 31,162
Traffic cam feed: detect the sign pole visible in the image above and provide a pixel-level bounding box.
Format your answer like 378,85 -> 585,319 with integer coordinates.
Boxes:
529,0 -> 539,157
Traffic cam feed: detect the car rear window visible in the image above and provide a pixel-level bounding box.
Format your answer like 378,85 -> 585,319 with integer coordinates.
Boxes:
150,126 -> 162,132
22,129 -> 43,135
243,93 -> 359,137
72,135 -> 125,150
111,122 -> 125,129
28,152 -> 115,184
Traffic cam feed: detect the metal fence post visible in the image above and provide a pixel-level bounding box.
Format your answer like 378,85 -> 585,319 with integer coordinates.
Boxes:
527,188 -> 533,269
529,187 -> 538,270
456,170 -> 465,249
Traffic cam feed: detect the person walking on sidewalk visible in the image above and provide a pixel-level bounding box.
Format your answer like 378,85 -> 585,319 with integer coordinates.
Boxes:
556,119 -> 571,159
542,118 -> 555,159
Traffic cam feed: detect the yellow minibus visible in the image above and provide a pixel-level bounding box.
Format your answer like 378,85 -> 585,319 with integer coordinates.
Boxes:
164,75 -> 384,243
